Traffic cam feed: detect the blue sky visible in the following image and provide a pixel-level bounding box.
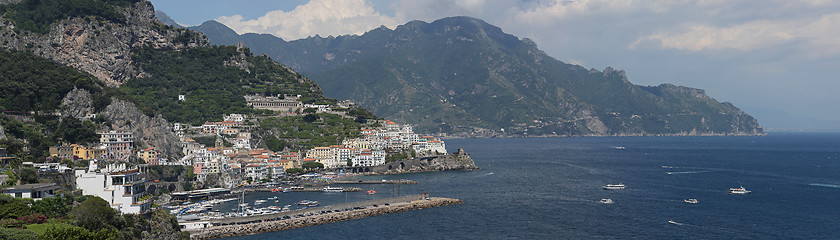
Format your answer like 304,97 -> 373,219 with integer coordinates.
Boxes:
150,0 -> 840,131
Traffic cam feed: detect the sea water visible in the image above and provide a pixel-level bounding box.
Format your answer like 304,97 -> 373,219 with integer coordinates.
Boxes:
222,132 -> 840,239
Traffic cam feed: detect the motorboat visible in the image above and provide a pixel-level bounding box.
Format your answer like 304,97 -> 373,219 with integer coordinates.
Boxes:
322,186 -> 344,193
297,200 -> 320,207
684,199 -> 699,204
728,186 -> 751,194
603,183 -> 626,190
600,198 -> 614,204
366,190 -> 377,195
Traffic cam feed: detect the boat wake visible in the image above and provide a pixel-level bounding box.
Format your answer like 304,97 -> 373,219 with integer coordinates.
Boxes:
666,171 -> 711,175
809,183 -> 840,189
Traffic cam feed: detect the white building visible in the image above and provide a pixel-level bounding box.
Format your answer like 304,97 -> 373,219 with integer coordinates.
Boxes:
75,163 -> 151,214
223,114 -> 247,123
1,183 -> 60,200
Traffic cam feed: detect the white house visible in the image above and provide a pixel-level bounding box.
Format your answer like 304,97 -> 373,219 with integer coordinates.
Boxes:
75,163 -> 151,214
1,183 -> 61,200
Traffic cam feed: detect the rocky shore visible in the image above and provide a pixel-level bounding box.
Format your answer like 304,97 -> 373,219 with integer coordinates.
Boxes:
188,197 -> 463,239
370,148 -> 479,175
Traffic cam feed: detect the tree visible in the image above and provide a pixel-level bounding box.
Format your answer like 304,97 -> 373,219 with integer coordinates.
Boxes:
265,136 -> 286,152
302,162 -> 323,170
285,168 -> 303,175
30,196 -> 71,218
0,199 -> 30,219
303,114 -> 318,123
17,166 -> 38,184
70,196 -> 119,231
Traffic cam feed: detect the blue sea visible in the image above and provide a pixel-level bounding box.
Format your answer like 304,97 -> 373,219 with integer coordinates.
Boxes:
222,132 -> 840,239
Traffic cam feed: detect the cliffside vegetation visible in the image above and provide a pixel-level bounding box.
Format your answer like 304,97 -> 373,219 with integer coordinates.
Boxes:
0,50 -> 110,161
0,0 -> 141,34
257,113 -> 366,152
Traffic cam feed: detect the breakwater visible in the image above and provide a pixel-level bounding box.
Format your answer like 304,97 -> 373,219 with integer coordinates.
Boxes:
187,195 -> 462,239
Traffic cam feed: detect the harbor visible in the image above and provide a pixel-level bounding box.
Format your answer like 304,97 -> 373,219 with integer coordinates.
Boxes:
184,195 -> 463,239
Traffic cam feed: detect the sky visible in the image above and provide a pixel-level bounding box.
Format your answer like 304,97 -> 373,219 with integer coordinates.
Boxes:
149,0 -> 840,131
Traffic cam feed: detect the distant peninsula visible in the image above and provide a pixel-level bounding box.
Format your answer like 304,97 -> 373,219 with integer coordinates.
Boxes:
189,17 -> 764,137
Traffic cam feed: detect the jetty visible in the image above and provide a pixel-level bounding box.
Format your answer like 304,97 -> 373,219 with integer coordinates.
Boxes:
185,195 -> 462,239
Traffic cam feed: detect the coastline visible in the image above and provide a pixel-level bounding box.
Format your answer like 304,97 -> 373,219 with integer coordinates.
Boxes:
437,131 -> 767,139
187,195 -> 463,239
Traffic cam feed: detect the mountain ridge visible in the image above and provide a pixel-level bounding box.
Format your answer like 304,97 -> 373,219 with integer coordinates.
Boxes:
189,16 -> 763,137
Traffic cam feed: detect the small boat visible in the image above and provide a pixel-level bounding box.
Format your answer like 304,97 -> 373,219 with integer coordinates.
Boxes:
366,190 -> 377,195
614,146 -> 626,150
728,186 -> 751,194
668,220 -> 681,225
283,188 -> 291,193
684,199 -> 699,204
322,186 -> 344,193
603,183 -> 626,190
297,200 -> 320,207
255,200 -> 267,204
600,198 -> 614,204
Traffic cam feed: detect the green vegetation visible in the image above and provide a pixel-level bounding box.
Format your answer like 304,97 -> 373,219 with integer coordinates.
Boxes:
385,148 -> 416,163
285,168 -> 304,175
0,50 -> 112,161
258,113 -> 365,151
0,50 -> 113,112
120,45 -> 329,125
301,162 -> 323,170
0,0 -> 141,35
0,195 -> 188,239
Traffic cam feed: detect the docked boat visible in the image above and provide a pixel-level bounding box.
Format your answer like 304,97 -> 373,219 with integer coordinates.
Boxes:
366,190 -> 377,195
255,200 -> 267,204
728,186 -> 751,194
297,200 -> 320,207
600,198 -> 614,204
322,186 -> 344,193
684,199 -> 699,204
603,183 -> 626,190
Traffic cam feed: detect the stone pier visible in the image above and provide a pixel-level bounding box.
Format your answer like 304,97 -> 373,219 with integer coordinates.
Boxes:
187,195 -> 463,239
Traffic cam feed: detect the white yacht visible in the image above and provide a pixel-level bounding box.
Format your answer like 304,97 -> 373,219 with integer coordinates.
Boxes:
600,198 -> 614,204
728,186 -> 751,194
322,186 -> 344,193
684,199 -> 699,204
603,183 -> 626,190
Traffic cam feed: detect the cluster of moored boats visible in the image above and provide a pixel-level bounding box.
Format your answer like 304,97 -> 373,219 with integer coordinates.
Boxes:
599,183 -> 751,205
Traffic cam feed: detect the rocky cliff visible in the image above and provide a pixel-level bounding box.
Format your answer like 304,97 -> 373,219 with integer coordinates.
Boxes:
99,98 -> 182,157
57,87 -> 182,157
371,149 -> 478,174
0,1 -> 208,86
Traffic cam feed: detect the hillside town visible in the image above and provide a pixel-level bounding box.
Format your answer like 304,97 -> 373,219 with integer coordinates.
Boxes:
2,94 -> 450,216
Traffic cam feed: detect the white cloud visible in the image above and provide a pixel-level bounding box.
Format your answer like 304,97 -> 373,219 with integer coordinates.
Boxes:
216,0 -> 401,40
630,13 -> 840,58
